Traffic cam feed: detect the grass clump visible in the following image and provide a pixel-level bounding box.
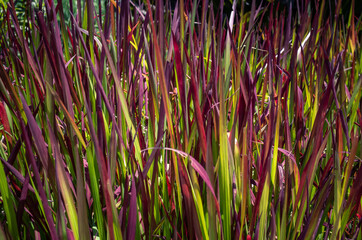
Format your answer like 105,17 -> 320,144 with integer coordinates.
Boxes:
0,0 -> 361,239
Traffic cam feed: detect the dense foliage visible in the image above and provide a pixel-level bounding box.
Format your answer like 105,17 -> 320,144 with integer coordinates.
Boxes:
0,0 -> 361,239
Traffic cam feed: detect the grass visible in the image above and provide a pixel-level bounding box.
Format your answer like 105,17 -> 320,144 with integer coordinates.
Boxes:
0,0 -> 361,239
